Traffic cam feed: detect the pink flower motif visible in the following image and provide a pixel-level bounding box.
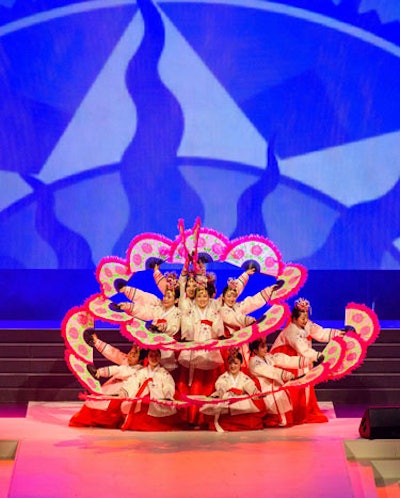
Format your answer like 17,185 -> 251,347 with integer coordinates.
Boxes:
327,358 -> 335,366
95,307 -> 104,315
132,254 -> 142,266
198,237 -> 206,248
154,335 -> 166,342
136,330 -> 147,339
131,320 -> 141,328
104,267 -> 113,278
238,332 -> 249,338
142,242 -> 153,254
69,327 -> 79,339
359,326 -> 371,340
347,342 -> 355,350
116,265 -> 129,275
352,313 -> 364,324
103,283 -> 112,294
87,378 -> 96,388
284,268 -> 294,276
264,257 -> 275,268
346,352 -> 357,362
271,308 -> 280,315
327,346 -> 337,355
251,245 -> 262,256
77,314 -> 89,325
233,249 -> 245,260
159,247 -> 169,256
212,243 -> 223,255
78,344 -> 89,356
75,363 -> 84,373
266,319 -> 276,325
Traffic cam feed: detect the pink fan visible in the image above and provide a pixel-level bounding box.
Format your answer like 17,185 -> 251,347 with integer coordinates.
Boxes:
345,303 -> 380,345
126,233 -> 173,271
328,333 -> 366,380
269,263 -> 308,303
61,307 -> 94,363
320,337 -> 346,372
221,235 -> 283,277
96,256 -> 133,298
121,320 -> 176,348
65,350 -> 103,395
86,293 -> 134,325
170,224 -> 230,265
283,363 -> 328,390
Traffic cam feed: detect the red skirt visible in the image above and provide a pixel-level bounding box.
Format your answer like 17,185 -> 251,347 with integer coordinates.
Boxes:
271,345 -> 328,424
121,402 -> 183,431
206,411 -> 264,432
176,364 -> 225,426
69,400 -> 124,429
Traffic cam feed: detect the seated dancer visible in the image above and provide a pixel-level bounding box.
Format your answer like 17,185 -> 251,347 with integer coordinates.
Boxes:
177,284 -> 226,427
121,349 -> 182,431
69,340 -> 143,428
248,338 -> 311,427
201,351 -> 265,432
270,298 -> 345,424
219,278 -> 281,369
115,277 -> 181,374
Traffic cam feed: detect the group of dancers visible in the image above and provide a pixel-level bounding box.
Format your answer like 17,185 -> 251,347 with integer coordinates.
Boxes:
69,256 -> 347,432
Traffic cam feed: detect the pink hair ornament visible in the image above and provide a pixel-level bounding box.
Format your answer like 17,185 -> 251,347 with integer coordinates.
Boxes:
294,297 -> 312,314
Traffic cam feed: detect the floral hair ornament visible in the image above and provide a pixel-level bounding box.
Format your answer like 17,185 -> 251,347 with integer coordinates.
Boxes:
294,297 -> 312,315
227,277 -> 239,292
164,271 -> 179,291
195,274 -> 208,289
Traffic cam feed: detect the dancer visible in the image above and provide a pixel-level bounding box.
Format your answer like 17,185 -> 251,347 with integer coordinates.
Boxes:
121,349 -> 182,431
69,341 -> 143,428
176,284 -> 226,426
219,278 -> 282,369
115,280 -> 181,373
270,298 -> 344,423
201,351 -> 265,432
248,338 -> 311,427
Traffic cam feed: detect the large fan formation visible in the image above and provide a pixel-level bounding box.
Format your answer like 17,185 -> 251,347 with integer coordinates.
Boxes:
62,219 -> 380,408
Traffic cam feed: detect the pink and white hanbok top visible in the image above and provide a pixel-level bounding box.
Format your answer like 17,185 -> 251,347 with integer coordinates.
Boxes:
219,285 -> 274,335
179,304 -> 224,370
271,320 -> 342,362
123,364 -> 177,417
118,287 -> 181,370
213,370 -> 260,415
248,354 -> 302,414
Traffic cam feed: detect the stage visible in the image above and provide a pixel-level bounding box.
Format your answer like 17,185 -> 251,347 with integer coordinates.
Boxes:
1,402 -> 399,498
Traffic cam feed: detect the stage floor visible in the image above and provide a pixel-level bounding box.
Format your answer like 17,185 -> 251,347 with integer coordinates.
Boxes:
1,402 -> 399,498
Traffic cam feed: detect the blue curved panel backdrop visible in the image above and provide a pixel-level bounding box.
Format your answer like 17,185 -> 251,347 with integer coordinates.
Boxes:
0,0 -> 399,320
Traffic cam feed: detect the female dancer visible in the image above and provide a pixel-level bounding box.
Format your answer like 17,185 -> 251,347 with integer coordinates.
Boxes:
270,298 -> 344,424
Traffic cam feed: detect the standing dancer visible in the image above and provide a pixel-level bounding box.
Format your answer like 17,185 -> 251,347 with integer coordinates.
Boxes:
121,349 -> 182,431
219,278 -> 282,369
177,285 -> 226,427
270,298 -> 344,423
249,338 -> 310,427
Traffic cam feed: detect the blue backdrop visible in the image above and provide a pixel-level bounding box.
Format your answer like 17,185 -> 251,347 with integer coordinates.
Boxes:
0,0 -> 399,321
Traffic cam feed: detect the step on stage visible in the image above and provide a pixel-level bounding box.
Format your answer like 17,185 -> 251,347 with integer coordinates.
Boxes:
1,402 -> 399,497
